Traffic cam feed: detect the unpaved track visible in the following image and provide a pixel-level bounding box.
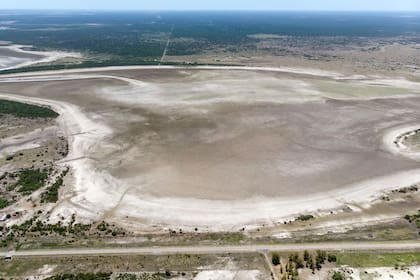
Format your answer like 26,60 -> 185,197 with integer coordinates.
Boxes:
1,241 -> 419,257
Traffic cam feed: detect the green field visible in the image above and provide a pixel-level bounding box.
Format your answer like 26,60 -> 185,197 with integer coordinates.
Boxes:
0,99 -> 58,118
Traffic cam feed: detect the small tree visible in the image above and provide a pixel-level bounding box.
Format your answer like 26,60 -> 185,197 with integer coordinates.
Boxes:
316,250 -> 327,263
303,250 -> 310,262
272,253 -> 280,266
328,254 -> 337,262
307,256 -> 315,272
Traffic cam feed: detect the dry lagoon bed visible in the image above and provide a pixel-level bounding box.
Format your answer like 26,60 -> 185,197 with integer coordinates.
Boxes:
1,66 -> 420,232
0,44 -> 81,71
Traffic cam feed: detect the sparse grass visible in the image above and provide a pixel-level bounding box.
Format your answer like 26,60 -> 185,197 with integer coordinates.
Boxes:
0,253 -> 267,278
0,99 -> 58,119
335,252 -> 420,267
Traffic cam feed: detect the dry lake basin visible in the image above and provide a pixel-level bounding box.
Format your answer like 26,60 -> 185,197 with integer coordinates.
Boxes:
1,66 -> 420,232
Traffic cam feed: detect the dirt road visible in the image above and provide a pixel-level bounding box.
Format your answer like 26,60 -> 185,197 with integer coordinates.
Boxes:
1,241 -> 419,257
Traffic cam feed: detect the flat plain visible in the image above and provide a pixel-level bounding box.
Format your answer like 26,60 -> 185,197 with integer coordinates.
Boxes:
1,11 -> 420,280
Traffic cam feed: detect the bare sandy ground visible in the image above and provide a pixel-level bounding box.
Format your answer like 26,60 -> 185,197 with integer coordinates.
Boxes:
1,66 -> 420,230
0,126 -> 58,158
304,266 -> 420,280
383,124 -> 420,161
0,44 -> 81,71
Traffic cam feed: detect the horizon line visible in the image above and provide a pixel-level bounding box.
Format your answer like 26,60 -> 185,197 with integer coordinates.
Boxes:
0,9 -> 420,13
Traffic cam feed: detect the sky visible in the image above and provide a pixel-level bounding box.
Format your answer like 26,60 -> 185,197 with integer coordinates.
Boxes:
0,0 -> 419,11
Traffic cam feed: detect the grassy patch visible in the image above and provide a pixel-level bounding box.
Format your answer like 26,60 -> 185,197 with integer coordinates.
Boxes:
0,99 -> 58,119
0,198 -> 10,209
41,168 -> 69,203
17,169 -> 49,194
0,253 -> 267,278
335,252 -> 420,267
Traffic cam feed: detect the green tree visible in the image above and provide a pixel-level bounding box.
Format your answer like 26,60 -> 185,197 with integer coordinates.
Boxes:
272,253 -> 280,266
328,254 -> 337,262
303,250 -> 310,262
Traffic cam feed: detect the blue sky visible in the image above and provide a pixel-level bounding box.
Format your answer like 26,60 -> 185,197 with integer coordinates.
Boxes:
0,0 -> 419,11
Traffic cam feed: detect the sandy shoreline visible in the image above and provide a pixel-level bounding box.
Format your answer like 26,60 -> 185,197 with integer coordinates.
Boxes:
383,124 -> 420,161
0,93 -> 123,224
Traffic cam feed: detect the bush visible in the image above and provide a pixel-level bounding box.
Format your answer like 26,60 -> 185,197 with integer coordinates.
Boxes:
0,199 -> 10,209
272,253 -> 280,265
316,250 -> 327,270
289,253 -> 304,269
332,271 -> 345,280
328,254 -> 337,262
304,250 -> 310,262
296,214 -> 315,222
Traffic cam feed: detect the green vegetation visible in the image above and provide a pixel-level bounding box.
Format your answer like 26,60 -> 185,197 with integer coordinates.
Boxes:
272,253 -> 280,265
289,253 -> 304,269
315,250 -> 327,270
116,273 -> 175,279
276,250 -> 336,279
1,168 -> 56,210
45,272 -> 111,280
96,221 -> 126,237
295,214 -> 315,222
327,254 -> 337,263
303,250 -> 310,262
335,252 -> 420,267
332,271 -> 345,280
41,168 -> 69,203
0,199 -> 10,209
0,213 -> 126,248
0,99 -> 58,118
404,210 -> 420,230
17,169 -> 49,194
0,12 -> 417,72
0,253 -> 262,279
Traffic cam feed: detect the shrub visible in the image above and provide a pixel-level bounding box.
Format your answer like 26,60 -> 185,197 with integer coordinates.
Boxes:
0,199 -> 10,209
272,253 -> 280,265
328,254 -> 337,262
296,214 -> 315,222
332,271 -> 345,280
